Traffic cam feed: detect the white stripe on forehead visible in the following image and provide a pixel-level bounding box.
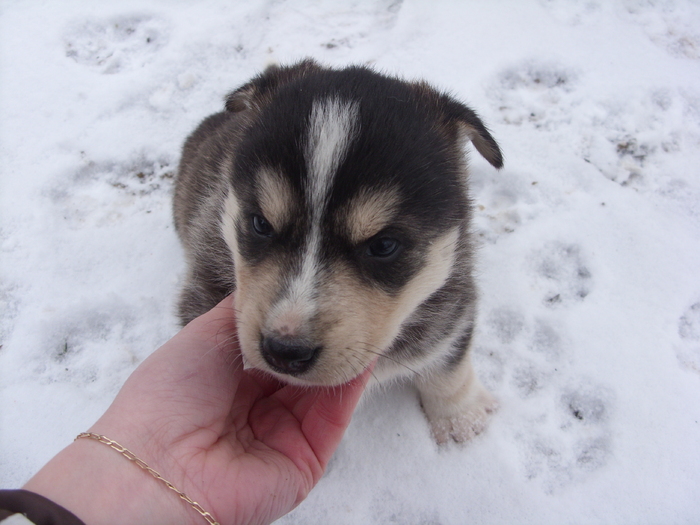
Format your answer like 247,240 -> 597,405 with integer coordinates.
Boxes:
267,97 -> 360,337
305,96 -> 360,213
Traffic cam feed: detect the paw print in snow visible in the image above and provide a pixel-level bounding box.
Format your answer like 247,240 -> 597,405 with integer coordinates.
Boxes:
64,16 -> 168,73
532,242 -> 592,307
521,380 -> 614,491
308,0 -> 402,51
676,302 -> 700,374
489,60 -> 579,129
511,364 -> 547,398
487,307 -> 525,344
581,88 -> 699,196
472,168 -> 537,243
0,282 -> 20,348
529,319 -> 564,361
561,386 -> 609,425
479,303 -> 613,490
679,302 -> 700,341
49,155 -> 174,228
510,320 -> 564,397
624,1 -> 700,60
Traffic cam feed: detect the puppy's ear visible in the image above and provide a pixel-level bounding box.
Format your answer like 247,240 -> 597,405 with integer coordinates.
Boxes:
225,59 -> 321,113
225,83 -> 258,113
444,99 -> 503,169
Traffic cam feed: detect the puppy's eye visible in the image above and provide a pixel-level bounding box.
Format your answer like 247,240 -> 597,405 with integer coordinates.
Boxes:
251,214 -> 274,237
367,237 -> 400,258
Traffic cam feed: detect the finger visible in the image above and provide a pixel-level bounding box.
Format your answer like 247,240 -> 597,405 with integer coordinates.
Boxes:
299,366 -> 373,471
272,359 -> 375,422
245,368 -> 288,397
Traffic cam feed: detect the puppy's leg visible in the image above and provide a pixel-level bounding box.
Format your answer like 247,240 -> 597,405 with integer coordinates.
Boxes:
416,353 -> 497,444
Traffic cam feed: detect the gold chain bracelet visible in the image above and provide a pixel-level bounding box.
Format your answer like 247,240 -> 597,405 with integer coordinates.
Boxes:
75,432 -> 220,525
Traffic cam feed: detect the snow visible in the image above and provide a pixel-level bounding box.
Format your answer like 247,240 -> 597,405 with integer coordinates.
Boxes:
2,0 -> 700,523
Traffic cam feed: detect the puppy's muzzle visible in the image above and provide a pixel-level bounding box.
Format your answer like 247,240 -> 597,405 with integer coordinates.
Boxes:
261,336 -> 321,376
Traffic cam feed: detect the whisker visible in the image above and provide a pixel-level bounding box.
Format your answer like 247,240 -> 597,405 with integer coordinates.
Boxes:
347,341 -> 422,378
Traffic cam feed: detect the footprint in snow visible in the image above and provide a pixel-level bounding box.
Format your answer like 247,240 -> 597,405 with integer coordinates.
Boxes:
479,306 -> 614,491
49,155 -> 174,228
472,168 -> 535,243
521,380 -> 614,492
676,302 -> 700,375
487,307 -> 525,345
313,0 -> 403,50
531,242 -> 592,307
0,282 -> 20,347
64,15 -> 168,74
623,1 -> 700,61
488,60 -> 579,130
482,310 -> 564,397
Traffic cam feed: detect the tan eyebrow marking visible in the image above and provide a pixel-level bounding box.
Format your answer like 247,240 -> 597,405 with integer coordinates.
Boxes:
257,167 -> 294,229
344,187 -> 401,244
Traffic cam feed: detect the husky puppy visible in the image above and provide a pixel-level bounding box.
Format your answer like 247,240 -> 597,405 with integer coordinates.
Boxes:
173,60 -> 502,443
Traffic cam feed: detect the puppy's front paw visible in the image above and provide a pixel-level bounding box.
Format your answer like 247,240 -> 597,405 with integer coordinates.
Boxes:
422,382 -> 498,444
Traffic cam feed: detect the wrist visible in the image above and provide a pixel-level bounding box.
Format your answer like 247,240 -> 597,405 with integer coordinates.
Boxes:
23,436 -> 198,525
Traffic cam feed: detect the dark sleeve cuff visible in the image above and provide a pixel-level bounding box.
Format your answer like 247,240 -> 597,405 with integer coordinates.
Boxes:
0,490 -> 85,525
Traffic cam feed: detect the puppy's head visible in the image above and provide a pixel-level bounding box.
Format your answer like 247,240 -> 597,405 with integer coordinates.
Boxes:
221,60 -> 502,386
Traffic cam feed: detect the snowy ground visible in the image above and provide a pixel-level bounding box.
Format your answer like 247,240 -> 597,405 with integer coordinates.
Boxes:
2,0 -> 700,523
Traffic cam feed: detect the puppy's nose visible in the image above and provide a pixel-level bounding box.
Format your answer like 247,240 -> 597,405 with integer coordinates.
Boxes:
261,336 -> 320,376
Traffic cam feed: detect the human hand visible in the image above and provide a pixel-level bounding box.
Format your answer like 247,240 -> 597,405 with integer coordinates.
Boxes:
24,296 -> 372,525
